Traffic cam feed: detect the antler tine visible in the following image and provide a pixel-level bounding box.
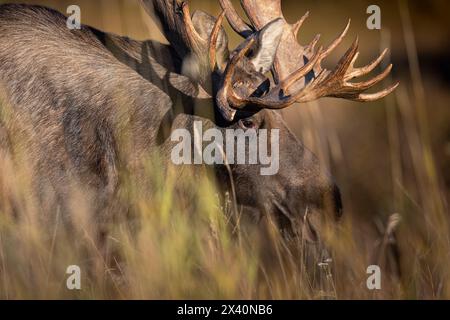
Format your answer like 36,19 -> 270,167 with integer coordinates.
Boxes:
345,48 -> 388,80
347,64 -> 393,91
209,10 -> 226,70
355,82 -> 399,102
305,34 -> 321,55
319,19 -> 351,63
179,1 -> 207,51
318,37 -> 359,81
293,11 -> 310,38
219,0 -> 254,38
281,46 -> 324,92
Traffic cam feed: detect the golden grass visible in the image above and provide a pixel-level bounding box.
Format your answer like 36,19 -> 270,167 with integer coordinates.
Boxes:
0,96 -> 447,300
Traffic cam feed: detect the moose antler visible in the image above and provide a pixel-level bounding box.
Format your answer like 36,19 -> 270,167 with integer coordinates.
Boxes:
141,0 -> 226,79
219,0 -> 399,110
218,0 -> 254,37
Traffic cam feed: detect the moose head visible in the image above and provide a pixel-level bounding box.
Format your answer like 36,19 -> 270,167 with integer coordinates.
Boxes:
143,0 -> 398,241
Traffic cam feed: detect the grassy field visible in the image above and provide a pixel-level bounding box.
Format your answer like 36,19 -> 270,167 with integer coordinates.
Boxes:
0,0 -> 448,299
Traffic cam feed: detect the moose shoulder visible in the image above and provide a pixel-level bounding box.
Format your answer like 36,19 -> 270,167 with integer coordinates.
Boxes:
0,1 -> 396,244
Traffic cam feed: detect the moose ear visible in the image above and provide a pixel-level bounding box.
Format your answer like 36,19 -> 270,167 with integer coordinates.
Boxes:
192,10 -> 230,66
249,18 -> 284,74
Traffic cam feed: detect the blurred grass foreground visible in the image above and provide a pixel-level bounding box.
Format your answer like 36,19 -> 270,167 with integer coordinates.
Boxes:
0,0 -> 449,299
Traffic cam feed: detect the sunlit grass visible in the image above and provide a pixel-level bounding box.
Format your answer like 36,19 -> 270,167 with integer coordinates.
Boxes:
0,132 -> 447,299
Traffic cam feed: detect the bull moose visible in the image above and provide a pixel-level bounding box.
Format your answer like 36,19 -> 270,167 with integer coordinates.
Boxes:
0,0 -> 397,249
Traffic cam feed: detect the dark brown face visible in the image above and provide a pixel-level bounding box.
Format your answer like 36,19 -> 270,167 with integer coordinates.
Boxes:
215,109 -> 342,242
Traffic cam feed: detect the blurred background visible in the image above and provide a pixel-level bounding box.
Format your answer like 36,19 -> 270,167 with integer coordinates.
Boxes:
2,0 -> 449,268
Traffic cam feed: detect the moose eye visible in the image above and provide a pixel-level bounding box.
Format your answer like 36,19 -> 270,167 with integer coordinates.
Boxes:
239,119 -> 257,130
